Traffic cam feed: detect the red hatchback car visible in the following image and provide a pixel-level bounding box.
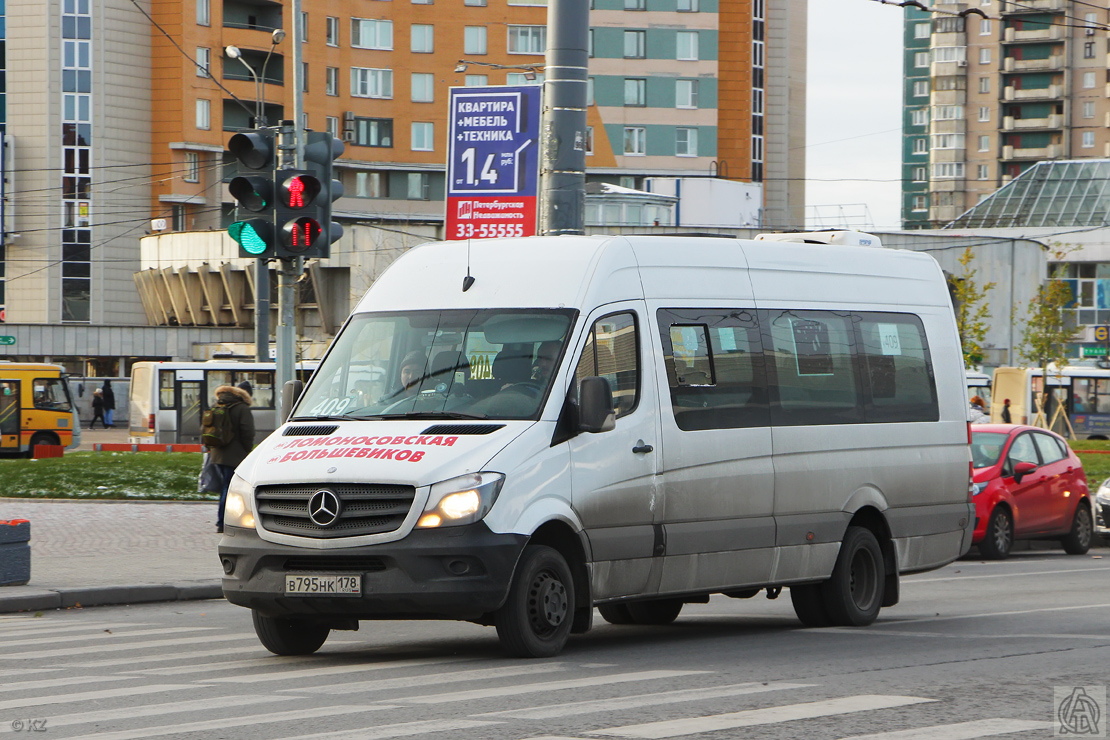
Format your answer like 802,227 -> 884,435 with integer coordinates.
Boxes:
970,424 -> 1094,559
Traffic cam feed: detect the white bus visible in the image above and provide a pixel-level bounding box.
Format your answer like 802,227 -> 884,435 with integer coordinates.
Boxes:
128,361 -> 319,445
991,363 -> 1110,439
966,369 -> 991,406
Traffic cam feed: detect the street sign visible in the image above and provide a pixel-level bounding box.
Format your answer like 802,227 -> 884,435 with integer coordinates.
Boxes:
0,336 -> 14,346
1082,346 -> 1108,357
446,85 -> 542,240
1095,325 -> 1110,342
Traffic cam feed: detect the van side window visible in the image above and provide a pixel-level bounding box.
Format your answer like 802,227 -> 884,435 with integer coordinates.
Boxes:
574,312 -> 639,418
657,308 -> 769,430
159,370 -> 175,409
764,310 -> 863,426
858,313 -> 938,423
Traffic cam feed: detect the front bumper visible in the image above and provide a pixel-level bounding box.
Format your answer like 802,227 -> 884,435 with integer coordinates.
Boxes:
1096,498 -> 1110,538
218,523 -> 528,621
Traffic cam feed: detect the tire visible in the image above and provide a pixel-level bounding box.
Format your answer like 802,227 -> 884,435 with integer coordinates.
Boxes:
980,507 -> 1013,560
626,599 -> 683,626
1062,503 -> 1093,555
790,584 -> 831,627
251,610 -> 330,656
598,603 -> 635,625
821,526 -> 885,627
26,433 -> 57,459
495,545 -> 575,658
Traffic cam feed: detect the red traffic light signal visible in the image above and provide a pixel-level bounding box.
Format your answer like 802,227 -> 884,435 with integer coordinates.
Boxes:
280,217 -> 323,253
277,172 -> 322,209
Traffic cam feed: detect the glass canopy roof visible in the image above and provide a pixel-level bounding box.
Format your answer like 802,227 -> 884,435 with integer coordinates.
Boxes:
948,160 -> 1110,228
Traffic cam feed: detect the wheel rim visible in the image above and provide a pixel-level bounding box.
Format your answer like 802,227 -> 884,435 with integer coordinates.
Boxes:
848,547 -> 880,611
1076,507 -> 1092,547
527,569 -> 568,637
993,511 -> 1012,553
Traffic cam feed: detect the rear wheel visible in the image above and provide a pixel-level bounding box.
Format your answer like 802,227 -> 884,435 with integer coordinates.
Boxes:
626,599 -> 683,626
821,526 -> 884,627
598,603 -> 635,625
251,610 -> 330,655
980,507 -> 1013,560
790,584 -> 831,627
495,545 -> 575,658
1061,503 -> 1093,555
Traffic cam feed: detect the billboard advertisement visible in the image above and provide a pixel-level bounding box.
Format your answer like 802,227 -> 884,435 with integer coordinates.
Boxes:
446,85 -> 542,240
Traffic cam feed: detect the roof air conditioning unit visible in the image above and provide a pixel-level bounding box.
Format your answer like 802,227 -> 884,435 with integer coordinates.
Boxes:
343,111 -> 355,123
957,59 -> 967,67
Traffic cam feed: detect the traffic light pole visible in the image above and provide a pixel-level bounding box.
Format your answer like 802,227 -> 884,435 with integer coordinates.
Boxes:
275,122 -> 298,415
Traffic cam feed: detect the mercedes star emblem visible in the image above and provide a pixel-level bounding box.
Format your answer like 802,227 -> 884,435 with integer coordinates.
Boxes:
308,488 -> 342,527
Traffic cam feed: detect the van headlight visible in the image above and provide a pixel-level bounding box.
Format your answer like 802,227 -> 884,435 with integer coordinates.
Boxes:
224,474 -> 256,530
417,472 -> 504,528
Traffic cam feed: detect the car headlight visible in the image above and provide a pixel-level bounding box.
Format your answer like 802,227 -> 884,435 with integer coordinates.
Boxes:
224,474 -> 256,530
1097,479 -> 1110,504
417,472 -> 504,528
971,481 -> 988,496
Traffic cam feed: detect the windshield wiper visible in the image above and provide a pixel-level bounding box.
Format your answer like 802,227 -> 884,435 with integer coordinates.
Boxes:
288,415 -> 359,422
390,411 -> 490,420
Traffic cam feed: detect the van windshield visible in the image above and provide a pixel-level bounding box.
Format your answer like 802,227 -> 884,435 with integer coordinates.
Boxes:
293,308 -> 577,422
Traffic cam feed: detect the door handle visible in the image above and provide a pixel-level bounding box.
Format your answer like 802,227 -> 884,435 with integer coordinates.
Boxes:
632,443 -> 654,454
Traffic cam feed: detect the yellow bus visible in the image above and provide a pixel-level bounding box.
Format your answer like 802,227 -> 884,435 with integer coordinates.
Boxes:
0,362 -> 81,457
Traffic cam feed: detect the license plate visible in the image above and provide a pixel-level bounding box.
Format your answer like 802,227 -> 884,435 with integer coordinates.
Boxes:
285,574 -> 361,596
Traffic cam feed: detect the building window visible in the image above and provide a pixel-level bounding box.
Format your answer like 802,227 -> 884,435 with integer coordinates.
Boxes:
351,68 -> 393,98
978,134 -> 990,151
353,117 -> 393,147
677,0 -> 698,11
979,48 -> 991,64
326,16 -> 339,46
676,79 -> 698,108
914,51 -> 929,68
933,46 -> 965,63
624,30 -> 646,59
326,67 -> 339,96
412,24 -> 434,53
196,47 -> 210,77
913,166 -> 926,182
1084,101 -> 1096,119
351,19 -> 393,50
301,62 -> 309,92
913,138 -> 927,154
356,171 -> 390,198
676,31 -> 698,60
465,0 -> 487,5
1085,41 -> 1096,58
912,195 -> 927,211
933,105 -> 963,120
414,0 -> 434,5
676,127 -> 697,157
911,109 -> 928,126
411,72 -> 434,102
407,172 -> 430,200
589,28 -> 594,57
753,39 -> 764,67
465,74 -> 488,86
625,0 -> 645,9
299,11 -> 308,41
197,0 -> 209,26
587,77 -> 595,105
623,126 -> 646,155
914,23 -> 929,38
977,164 -> 989,180
508,25 -> 546,54
932,162 -> 965,179
1083,131 -> 1096,148
585,126 -> 594,155
183,152 -> 200,183
979,18 -> 991,35
465,26 -> 488,55
624,78 -> 646,106
752,88 -> 763,114
1083,71 -> 1096,89
195,99 -> 210,130
978,76 -> 990,94
913,80 -> 929,97
326,116 -> 339,138
931,133 -> 965,149
978,106 -> 990,121
412,122 -> 434,151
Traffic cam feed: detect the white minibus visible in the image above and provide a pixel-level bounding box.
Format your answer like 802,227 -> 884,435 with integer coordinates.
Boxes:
128,360 -> 319,445
991,363 -> 1110,439
218,234 -> 974,658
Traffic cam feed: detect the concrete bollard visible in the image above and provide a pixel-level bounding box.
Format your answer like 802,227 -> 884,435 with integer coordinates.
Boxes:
0,520 -> 30,586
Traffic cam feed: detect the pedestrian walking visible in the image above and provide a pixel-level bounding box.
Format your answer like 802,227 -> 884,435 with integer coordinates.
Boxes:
203,385 -> 256,533
102,380 -> 116,428
969,395 -> 988,424
89,389 -> 106,429
1001,398 -> 1012,424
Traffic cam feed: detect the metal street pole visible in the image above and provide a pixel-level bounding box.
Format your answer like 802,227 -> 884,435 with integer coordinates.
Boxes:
539,0 -> 590,236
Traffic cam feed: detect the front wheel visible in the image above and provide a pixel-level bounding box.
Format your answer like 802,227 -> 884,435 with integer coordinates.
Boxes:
980,507 -> 1013,560
495,545 -> 575,658
252,610 -> 330,655
821,526 -> 885,627
1061,503 -> 1093,555
790,584 -> 831,627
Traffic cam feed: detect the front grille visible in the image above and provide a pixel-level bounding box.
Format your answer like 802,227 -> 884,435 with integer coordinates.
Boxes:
256,483 -> 416,538
284,556 -> 387,572
283,425 -> 339,436
420,424 -> 505,435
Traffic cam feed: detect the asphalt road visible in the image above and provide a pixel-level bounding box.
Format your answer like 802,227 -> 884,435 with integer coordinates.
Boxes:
1,549 -> 1107,740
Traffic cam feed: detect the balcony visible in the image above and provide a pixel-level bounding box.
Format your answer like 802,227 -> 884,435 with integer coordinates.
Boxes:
930,205 -> 963,223
1002,113 -> 1064,131
1001,143 -> 1062,160
1003,84 -> 1063,101
1000,0 -> 1066,12
1003,25 -> 1063,43
1002,55 -> 1063,72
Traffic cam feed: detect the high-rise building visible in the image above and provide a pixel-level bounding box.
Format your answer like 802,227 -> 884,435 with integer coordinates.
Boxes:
901,0 -> 1107,228
0,0 -> 805,375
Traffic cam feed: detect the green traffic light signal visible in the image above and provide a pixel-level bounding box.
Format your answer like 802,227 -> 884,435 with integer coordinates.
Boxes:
229,219 -> 274,257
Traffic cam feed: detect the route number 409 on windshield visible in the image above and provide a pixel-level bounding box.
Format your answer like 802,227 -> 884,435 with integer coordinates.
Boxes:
454,223 -> 525,239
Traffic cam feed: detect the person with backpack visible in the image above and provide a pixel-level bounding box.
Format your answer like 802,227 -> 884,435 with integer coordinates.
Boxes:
101,380 -> 116,428
203,384 -> 256,533
89,389 -> 106,429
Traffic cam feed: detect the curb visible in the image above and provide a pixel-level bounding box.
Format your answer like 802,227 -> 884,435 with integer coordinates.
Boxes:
0,580 -> 223,614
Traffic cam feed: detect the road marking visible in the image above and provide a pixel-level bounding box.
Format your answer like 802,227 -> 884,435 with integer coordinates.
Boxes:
478,682 -> 816,720
0,684 -> 195,711
0,633 -> 252,659
819,628 -> 1110,640
0,621 -> 149,638
66,645 -> 263,668
131,653 -> 338,675
287,663 -> 567,695
0,694 -> 295,733
59,705 -> 401,740
911,566 -> 1110,583
206,655 -> 475,684
587,695 -> 936,738
0,674 -> 133,693
0,625 -> 214,647
269,718 -> 503,740
405,670 -> 709,705
838,718 -> 1054,739
890,603 -> 1110,625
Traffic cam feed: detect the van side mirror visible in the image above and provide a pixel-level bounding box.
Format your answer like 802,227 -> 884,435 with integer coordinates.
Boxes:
281,380 -> 304,423
1012,460 -> 1037,483
578,377 -> 616,434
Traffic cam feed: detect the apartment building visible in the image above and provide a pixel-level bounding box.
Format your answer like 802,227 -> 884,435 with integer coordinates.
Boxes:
0,0 -> 804,375
901,0 -> 1108,228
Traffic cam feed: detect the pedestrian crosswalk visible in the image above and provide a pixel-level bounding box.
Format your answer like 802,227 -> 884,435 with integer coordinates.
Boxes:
0,611 -> 1058,740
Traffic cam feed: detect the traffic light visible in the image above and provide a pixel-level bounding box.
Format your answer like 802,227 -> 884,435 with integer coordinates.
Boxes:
273,169 -> 325,257
302,131 -> 346,257
227,129 -> 278,258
